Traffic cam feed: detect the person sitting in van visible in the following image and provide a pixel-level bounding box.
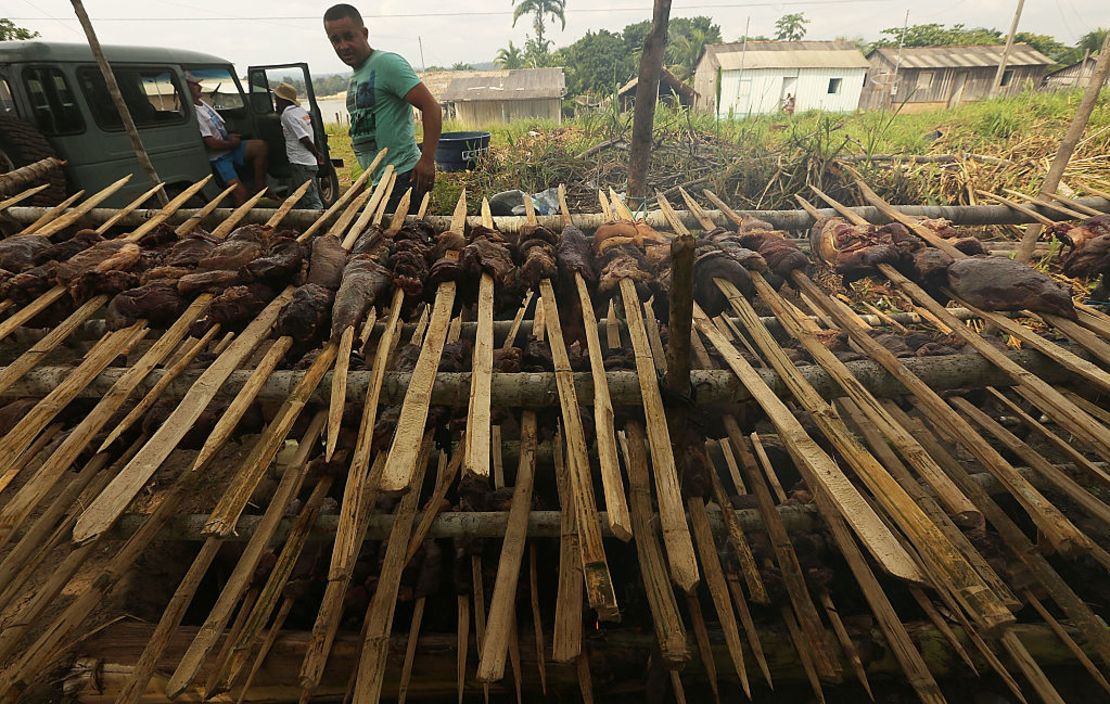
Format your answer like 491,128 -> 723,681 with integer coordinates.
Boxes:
186,72 -> 269,205
274,82 -> 324,210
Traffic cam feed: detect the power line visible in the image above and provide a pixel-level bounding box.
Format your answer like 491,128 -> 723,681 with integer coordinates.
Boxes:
8,0 -> 899,23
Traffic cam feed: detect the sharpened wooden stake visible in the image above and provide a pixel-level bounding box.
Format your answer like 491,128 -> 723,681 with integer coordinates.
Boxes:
821,590 -> 873,700
464,199 -> 497,484
687,593 -> 722,704
551,426 -> 585,663
94,181 -> 166,234
36,174 -> 131,237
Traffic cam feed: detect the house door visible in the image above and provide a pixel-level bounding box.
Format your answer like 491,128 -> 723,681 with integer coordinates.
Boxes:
780,76 -> 798,105
947,72 -> 968,108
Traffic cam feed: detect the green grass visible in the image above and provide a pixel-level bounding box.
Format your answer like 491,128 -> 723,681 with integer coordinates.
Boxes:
326,88 -> 1110,214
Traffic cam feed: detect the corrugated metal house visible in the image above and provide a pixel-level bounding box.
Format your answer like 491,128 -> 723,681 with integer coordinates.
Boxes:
438,68 -> 565,127
692,40 -> 869,117
859,44 -> 1053,110
1043,52 -> 1107,90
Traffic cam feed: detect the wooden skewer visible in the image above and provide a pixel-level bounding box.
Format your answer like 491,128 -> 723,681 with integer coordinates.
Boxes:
556,184 -> 632,540
327,182 -> 410,461
1003,187 -> 1088,219
551,426 -> 584,663
94,181 -> 166,234
1025,590 -> 1110,696
1075,179 -> 1110,202
170,182 -> 234,237
976,190 -> 1058,227
375,191 -> 466,494
476,410 -> 537,682
16,190 -> 84,235
999,630 -> 1067,704
528,545 -> 547,694
820,590 -> 874,700
463,199 -> 497,484
686,592 -> 722,704
98,325 -> 223,451
539,279 -> 620,619
298,150 -> 383,241
0,183 -> 49,211
35,174 -> 132,237
337,165 -> 397,249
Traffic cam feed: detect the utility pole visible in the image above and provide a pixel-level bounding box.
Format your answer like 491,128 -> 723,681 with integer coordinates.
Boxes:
418,36 -> 426,72
990,0 -> 1025,97
889,9 -> 909,109
1016,32 -> 1110,262
627,0 -> 672,202
70,0 -> 168,205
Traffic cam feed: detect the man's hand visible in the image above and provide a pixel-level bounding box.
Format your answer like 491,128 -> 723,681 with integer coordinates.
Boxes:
413,154 -> 436,193
228,134 -> 242,149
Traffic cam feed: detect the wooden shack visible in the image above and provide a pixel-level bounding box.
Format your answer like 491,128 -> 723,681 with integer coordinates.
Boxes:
438,68 -> 565,127
1042,52 -> 1107,90
859,44 -> 1053,111
617,68 -> 698,111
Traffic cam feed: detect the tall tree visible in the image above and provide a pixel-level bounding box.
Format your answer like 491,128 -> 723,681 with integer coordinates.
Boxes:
873,23 -> 1002,48
511,0 -> 566,49
496,41 -> 525,69
1077,28 -> 1109,55
0,19 -> 40,40
774,13 -> 809,42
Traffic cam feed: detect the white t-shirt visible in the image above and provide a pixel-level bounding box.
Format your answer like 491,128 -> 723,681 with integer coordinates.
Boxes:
281,105 -> 318,166
195,101 -> 230,161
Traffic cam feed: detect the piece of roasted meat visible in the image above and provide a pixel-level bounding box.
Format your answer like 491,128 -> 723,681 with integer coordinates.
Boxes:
332,256 -> 391,339
278,283 -> 335,342
809,217 -> 919,280
946,255 -> 1076,320
514,224 -> 558,288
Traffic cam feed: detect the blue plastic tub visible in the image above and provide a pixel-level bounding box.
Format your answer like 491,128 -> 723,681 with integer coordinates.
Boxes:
435,131 -> 491,172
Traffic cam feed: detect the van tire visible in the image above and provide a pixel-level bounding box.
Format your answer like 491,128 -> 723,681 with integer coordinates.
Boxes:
319,167 -> 340,207
0,115 -> 68,206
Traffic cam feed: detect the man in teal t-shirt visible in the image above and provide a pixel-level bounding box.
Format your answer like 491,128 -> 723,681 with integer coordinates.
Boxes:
324,4 -> 442,209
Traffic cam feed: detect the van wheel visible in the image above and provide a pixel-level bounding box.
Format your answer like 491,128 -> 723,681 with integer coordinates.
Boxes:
319,167 -> 340,207
0,115 -> 68,206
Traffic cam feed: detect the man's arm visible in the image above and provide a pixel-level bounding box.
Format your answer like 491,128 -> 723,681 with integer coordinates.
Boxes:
404,82 -> 441,193
203,134 -> 241,151
299,136 -> 324,165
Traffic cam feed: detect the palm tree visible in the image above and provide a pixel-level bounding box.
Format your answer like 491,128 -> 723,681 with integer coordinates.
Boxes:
511,0 -> 566,49
496,41 -> 526,70
668,28 -> 710,80
774,13 -> 809,42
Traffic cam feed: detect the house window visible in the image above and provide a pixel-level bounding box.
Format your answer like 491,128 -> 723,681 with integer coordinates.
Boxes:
1001,69 -> 1014,87
916,71 -> 933,90
22,67 -> 84,135
827,78 -> 843,94
77,66 -> 186,130
0,78 -> 15,115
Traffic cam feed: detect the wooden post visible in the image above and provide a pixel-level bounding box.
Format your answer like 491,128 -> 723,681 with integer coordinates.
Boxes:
989,0 -> 1026,97
1016,32 -> 1110,261
70,0 -> 169,205
626,0 -> 672,201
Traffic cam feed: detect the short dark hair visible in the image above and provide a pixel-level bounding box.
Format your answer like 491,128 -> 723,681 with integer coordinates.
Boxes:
324,4 -> 363,25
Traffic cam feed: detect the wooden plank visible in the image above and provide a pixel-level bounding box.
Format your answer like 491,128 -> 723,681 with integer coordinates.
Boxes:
539,280 -> 619,620
477,411 -> 537,682
73,285 -> 295,544
620,423 -> 689,667
619,277 -> 699,592
464,272 -> 495,483
551,427 -> 584,663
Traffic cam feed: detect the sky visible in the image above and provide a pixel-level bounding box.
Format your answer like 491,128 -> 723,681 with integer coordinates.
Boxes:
6,0 -> 1106,77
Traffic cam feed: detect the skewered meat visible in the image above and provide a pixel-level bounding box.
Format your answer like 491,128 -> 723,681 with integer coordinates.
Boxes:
432,229 -> 466,260
140,266 -> 193,286
390,223 -> 435,297
277,283 -> 334,342
164,235 -> 217,268
427,230 -> 465,287
68,269 -> 139,302
0,235 -> 52,273
693,242 -> 758,313
947,256 -> 1076,319
557,223 -> 595,283
135,223 -> 180,248
913,248 -> 954,292
0,264 -> 54,304
197,238 -> 264,272
736,231 -> 808,278
598,252 -> 653,297
307,235 -> 347,290
105,283 -> 186,330
331,256 -> 391,338
53,241 -> 141,285
595,221 -> 638,244
810,217 -> 918,279
515,224 -> 558,287
1053,215 -> 1110,286
1050,213 -> 1110,251
191,283 -> 275,337
351,224 -> 386,257
244,237 -> 305,283
461,225 -> 517,289
32,230 -> 102,266
177,269 -> 244,296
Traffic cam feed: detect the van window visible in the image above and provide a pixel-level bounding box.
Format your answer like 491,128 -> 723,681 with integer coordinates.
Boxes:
185,67 -> 245,111
77,66 -> 185,130
0,79 -> 15,115
22,67 -> 84,135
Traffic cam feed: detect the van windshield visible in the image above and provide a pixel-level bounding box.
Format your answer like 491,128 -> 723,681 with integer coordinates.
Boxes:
185,67 -> 245,111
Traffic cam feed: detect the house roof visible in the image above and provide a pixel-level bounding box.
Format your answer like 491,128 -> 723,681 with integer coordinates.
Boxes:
618,67 -> 698,100
438,68 -> 565,102
702,40 -> 869,71
868,43 -> 1053,69
1044,52 -> 1100,79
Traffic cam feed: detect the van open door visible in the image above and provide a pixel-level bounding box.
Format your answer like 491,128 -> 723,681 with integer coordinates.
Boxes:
246,63 -> 341,206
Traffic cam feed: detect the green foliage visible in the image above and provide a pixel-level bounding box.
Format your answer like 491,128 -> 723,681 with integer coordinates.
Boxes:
1077,28 -> 1108,54
553,29 -> 627,97
451,61 -> 474,71
874,23 -> 1002,48
0,19 -> 39,41
496,41 -> 525,70
1014,32 -> 1077,64
524,35 -> 553,67
773,13 -> 809,42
